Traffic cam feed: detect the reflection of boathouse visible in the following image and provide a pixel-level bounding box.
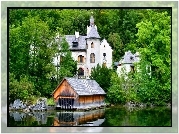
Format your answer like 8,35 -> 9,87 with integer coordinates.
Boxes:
52,77 -> 106,110
53,109 -> 105,126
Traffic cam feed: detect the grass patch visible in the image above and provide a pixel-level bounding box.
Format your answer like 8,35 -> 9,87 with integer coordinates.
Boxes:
47,98 -> 55,105
24,96 -> 55,106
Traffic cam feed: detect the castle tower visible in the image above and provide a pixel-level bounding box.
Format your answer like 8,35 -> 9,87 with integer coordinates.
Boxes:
86,14 -> 101,76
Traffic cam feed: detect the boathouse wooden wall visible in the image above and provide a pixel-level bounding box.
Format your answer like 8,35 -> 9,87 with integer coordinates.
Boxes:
53,79 -> 77,103
78,95 -> 105,105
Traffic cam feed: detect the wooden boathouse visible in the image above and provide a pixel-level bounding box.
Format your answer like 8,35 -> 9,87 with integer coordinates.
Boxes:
52,77 -> 106,110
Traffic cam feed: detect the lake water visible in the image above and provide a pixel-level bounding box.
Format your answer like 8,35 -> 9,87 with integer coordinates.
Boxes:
8,106 -> 171,126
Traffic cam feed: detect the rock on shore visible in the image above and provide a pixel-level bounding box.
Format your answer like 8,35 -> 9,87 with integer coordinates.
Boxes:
9,98 -> 54,112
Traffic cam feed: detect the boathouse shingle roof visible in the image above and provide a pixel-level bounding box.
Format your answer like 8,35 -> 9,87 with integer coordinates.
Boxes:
65,77 -> 106,95
52,77 -> 106,96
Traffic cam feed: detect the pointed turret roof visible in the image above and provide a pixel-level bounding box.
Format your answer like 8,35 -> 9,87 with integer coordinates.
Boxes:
86,15 -> 101,39
87,26 -> 101,39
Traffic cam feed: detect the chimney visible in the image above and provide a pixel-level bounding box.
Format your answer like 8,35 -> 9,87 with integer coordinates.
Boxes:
75,31 -> 79,38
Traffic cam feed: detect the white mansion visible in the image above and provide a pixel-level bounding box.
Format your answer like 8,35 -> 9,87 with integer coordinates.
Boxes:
53,15 -> 113,79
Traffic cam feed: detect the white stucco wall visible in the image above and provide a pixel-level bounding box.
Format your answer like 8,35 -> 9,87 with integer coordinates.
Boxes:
100,39 -> 113,68
86,38 -> 101,75
71,51 -> 86,62
71,51 -> 87,76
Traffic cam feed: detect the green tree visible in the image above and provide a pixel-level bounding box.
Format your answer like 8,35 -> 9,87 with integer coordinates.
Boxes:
57,38 -> 77,82
10,15 -> 58,97
9,73 -> 34,103
107,71 -> 126,104
90,64 -> 113,93
108,32 -> 124,61
135,10 -> 171,105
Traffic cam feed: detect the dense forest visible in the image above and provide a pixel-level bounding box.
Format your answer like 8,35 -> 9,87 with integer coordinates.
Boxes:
9,9 -> 171,106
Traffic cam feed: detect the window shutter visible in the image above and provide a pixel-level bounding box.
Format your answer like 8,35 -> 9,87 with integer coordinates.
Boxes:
83,56 -> 84,63
78,56 -> 80,62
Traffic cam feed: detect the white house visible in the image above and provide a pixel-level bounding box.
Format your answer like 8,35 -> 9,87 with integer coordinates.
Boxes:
115,51 -> 140,76
53,15 -> 113,79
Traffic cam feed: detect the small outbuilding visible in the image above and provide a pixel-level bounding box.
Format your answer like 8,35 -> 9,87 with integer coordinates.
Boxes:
115,51 -> 140,76
52,77 -> 106,110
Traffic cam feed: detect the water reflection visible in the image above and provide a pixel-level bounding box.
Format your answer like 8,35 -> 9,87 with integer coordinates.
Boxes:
8,107 -> 171,127
9,109 -> 105,126
54,109 -> 105,126
9,111 -> 50,126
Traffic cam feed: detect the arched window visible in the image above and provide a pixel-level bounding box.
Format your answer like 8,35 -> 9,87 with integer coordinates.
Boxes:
78,68 -> 84,76
102,62 -> 106,67
78,55 -> 84,63
90,53 -> 95,63
91,42 -> 94,48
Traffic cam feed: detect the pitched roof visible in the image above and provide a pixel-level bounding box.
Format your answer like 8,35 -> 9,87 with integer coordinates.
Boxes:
86,26 -> 100,39
121,51 -> 139,64
65,35 -> 87,50
66,77 -> 106,95
52,77 -> 106,96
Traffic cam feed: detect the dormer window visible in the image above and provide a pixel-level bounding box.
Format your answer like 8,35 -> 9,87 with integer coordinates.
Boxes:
72,38 -> 78,47
130,56 -> 134,61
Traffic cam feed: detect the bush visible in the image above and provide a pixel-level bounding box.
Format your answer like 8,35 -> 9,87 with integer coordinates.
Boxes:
47,98 -> 55,105
9,73 -> 35,103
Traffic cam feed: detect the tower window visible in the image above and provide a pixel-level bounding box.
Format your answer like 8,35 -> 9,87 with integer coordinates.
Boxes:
91,42 -> 94,48
90,53 -> 95,63
78,68 -> 84,76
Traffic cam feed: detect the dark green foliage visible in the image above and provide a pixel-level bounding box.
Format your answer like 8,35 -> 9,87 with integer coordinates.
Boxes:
107,72 -> 126,104
108,33 -> 124,61
90,64 -> 113,93
57,38 -> 77,82
9,73 -> 34,103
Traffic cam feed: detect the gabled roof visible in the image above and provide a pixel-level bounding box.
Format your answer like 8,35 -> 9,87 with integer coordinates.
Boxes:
65,35 -> 87,51
114,51 -> 140,66
86,26 -> 100,39
121,51 -> 140,64
52,77 -> 106,96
